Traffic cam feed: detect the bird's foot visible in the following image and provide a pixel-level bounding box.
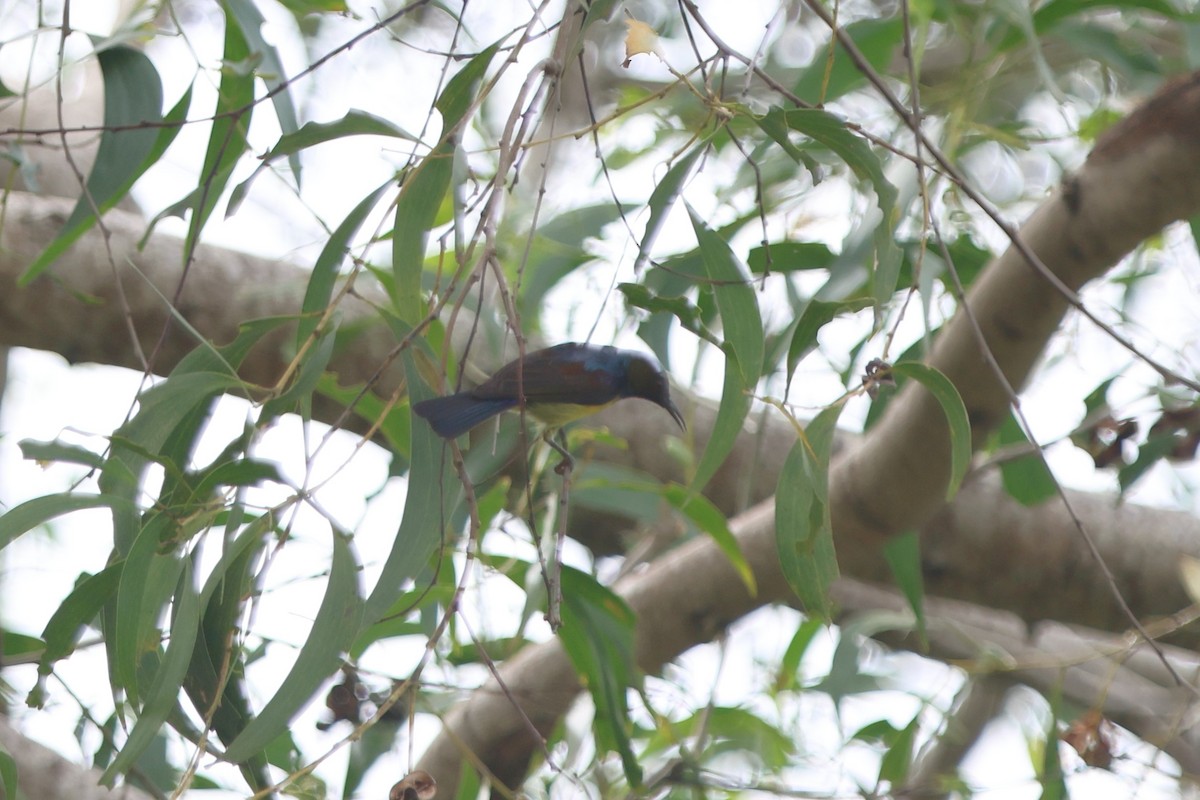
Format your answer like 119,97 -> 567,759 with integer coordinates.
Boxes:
544,430 -> 574,474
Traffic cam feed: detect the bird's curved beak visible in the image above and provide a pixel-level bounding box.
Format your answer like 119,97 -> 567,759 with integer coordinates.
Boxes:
665,399 -> 685,431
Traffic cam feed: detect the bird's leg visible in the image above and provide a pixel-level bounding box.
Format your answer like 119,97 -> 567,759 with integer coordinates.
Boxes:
544,428 -> 574,475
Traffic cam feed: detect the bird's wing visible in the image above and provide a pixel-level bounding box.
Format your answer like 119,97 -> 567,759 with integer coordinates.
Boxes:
473,344 -> 621,405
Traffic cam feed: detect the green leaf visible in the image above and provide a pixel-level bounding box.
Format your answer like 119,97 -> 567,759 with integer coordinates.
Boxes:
2,631 -> 43,662
391,137 -> 454,307
571,464 -> 670,527
1038,700 -> 1067,800
191,459 -> 282,496
792,19 -> 902,105
132,373 -> 244,441
637,252 -> 707,343
663,485 -> 755,595
991,0 -> 1062,101
891,362 -> 972,500
99,374 -> 243,555
18,438 -> 106,470
774,618 -> 823,692
182,520 -> 273,790
104,362 -> 229,704
452,759 -> 482,800
882,531 -> 926,648
351,584 -> 456,660
276,107 -> 417,155
687,202 -> 764,383
996,413 -> 1058,506
232,116 -> 410,212
0,493 -> 131,551
187,10 -> 254,249
852,717 -> 900,745
279,0 -> 347,16
1118,434 -> 1176,492
815,611 -> 911,702
775,402 -> 844,619
707,707 -> 795,767
1081,376 -> 1116,418
634,142 -> 706,271
746,241 -> 835,274
520,203 -> 631,314
187,315 -> 295,377
646,706 -> 794,768
758,107 -> 900,307
342,719 -> 401,799
295,177 -> 391,345
113,516 -> 185,704
316,373 -> 413,464
878,714 -> 919,784
101,561 -> 200,786
124,731 -> 180,796
37,564 -> 122,676
681,204 -> 763,495
20,46 -> 172,284
436,43 -> 498,126
222,0 -> 301,177
1031,0 -> 1185,36
1055,22 -> 1160,80
618,283 -> 710,344
692,353 -> 752,494
1190,214 -> 1200,267
558,567 -> 641,787
786,297 -> 873,397
223,533 -> 362,762
393,43 -> 499,321
262,328 -> 337,420
362,347 -> 459,624
0,742 -> 17,800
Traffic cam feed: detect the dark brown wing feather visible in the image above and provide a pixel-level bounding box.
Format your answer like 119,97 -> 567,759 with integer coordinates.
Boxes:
471,344 -> 622,405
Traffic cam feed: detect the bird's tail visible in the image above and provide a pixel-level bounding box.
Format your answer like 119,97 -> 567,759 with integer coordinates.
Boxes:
412,393 -> 516,439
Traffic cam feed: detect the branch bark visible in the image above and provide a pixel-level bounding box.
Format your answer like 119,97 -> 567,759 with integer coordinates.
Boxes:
0,718 -> 155,800
832,579 -> 1200,778
0,193 -> 404,421
413,72 -> 1200,793
902,676 -> 1009,799
5,70 -> 1200,800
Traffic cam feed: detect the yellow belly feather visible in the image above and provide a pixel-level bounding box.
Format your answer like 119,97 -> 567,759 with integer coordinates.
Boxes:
526,399 -> 619,426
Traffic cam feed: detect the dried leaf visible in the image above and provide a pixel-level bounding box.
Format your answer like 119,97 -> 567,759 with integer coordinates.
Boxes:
1061,710 -> 1115,770
390,770 -> 436,800
623,17 -> 660,67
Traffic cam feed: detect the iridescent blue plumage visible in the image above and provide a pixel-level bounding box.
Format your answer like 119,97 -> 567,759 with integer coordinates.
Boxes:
413,342 -> 684,438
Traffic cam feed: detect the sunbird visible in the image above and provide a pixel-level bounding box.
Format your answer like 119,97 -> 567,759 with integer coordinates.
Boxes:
413,342 -> 685,439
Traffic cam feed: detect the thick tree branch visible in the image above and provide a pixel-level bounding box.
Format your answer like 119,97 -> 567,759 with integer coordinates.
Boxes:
5,72 -> 1200,797
902,676 -> 1009,799
0,194 -> 403,413
0,717 -> 155,800
414,73 -> 1200,792
832,579 -> 1200,778
831,71 -> 1200,576
2,198 -> 1195,640
7,198 -> 1196,641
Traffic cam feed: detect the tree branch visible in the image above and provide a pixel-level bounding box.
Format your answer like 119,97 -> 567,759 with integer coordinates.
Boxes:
414,72 -> 1200,792
903,676 -> 1008,799
5,72 -> 1200,797
0,717 -> 155,800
